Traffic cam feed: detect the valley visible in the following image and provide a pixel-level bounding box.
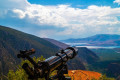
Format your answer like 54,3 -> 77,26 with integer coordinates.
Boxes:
0,25 -> 120,79
60,34 -> 120,79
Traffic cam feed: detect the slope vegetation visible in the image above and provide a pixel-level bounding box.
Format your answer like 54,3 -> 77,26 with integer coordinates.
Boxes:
0,25 -> 100,75
68,70 -> 101,80
0,25 -> 59,74
43,38 -> 69,49
78,47 -> 99,64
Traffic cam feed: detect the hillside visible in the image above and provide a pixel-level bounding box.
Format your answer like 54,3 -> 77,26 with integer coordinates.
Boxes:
0,25 -> 101,76
0,25 -> 86,75
107,63 -> 120,77
0,25 -> 60,74
89,48 -> 120,78
43,38 -> 99,65
43,38 -> 69,49
78,47 -> 99,64
68,70 -> 101,80
43,39 -> 99,68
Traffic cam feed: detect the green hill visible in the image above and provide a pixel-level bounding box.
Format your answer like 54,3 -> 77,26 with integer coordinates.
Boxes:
43,38 -> 69,49
78,47 -> 99,64
0,25 -> 87,75
0,25 -> 100,76
0,25 -> 59,75
42,39 -> 99,69
89,48 -> 120,78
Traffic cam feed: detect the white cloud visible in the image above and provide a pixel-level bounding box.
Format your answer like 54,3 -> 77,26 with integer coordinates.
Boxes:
12,4 -> 120,27
13,9 -> 26,19
114,0 -> 120,5
0,0 -> 30,9
1,0 -> 120,39
12,4 -> 69,27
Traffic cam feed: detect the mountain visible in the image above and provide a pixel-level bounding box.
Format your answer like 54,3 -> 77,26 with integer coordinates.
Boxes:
90,39 -> 120,46
43,38 -> 69,49
43,39 -> 99,66
77,47 -> 99,64
107,62 -> 120,77
88,59 -> 120,78
0,25 -> 87,75
43,38 -> 88,70
88,48 -> 120,78
0,25 -> 100,76
61,34 -> 120,46
0,25 -> 60,74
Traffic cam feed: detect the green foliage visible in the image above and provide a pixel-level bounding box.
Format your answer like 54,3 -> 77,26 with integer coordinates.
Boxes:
99,75 -> 115,80
91,49 -> 120,61
0,25 -> 59,75
91,74 -> 115,80
7,56 -> 45,80
8,69 -> 27,80
88,48 -> 120,78
91,78 -> 97,80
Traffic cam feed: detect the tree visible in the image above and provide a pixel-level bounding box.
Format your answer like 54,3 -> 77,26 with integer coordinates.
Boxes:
7,56 -> 45,80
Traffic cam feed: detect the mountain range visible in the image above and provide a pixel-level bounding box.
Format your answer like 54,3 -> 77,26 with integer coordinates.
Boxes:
43,38 -> 99,65
0,25 -> 60,74
61,34 -> 120,46
61,34 -> 120,78
0,25 -> 99,75
2,25 -> 120,79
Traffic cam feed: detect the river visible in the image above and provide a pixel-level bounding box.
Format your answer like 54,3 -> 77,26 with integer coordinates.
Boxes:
65,43 -> 120,49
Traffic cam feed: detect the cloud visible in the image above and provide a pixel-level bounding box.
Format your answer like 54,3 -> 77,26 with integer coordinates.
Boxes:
13,9 -> 26,19
12,4 -> 120,27
114,0 -> 120,5
0,0 -> 29,9
1,0 -> 120,39
12,4 -> 69,27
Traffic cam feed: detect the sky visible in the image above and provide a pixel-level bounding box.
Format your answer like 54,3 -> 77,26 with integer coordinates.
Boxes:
1,0 -> 120,40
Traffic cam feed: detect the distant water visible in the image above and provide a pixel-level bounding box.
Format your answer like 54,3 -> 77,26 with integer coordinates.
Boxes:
66,43 -> 88,46
66,43 -> 120,49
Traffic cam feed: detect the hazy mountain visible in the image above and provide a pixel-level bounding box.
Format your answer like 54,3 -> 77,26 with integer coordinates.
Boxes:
90,39 -> 120,46
43,38 -> 69,49
61,34 -> 120,46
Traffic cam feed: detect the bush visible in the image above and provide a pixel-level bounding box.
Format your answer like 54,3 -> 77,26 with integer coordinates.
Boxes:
99,75 -> 115,80
7,56 -> 45,80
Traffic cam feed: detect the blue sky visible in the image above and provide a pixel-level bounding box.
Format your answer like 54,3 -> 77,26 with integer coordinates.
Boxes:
1,0 -> 120,40
28,0 -> 119,8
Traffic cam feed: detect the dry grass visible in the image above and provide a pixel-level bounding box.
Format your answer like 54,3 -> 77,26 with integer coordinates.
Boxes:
68,70 -> 101,80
